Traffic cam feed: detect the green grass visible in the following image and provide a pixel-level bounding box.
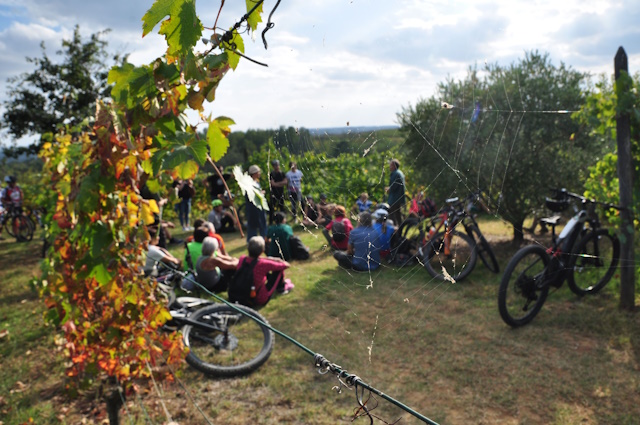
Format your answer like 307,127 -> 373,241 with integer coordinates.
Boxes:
0,220 -> 639,424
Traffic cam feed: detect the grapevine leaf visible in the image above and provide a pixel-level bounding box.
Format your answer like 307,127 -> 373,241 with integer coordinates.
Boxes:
90,264 -> 113,287
232,165 -> 269,210
207,116 -> 235,161
175,160 -> 199,179
142,0 -> 174,37
90,222 -> 113,259
157,0 -> 203,59
225,29 -> 245,70
245,0 -> 264,31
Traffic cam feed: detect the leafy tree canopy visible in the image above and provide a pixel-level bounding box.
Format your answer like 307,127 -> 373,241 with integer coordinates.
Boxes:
1,26 -> 121,157
398,51 -> 609,242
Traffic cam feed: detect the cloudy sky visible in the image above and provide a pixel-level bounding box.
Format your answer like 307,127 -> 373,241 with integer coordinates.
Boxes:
0,0 -> 638,138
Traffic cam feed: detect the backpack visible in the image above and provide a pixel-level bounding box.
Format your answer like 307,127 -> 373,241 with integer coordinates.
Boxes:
421,197 -> 437,217
289,235 -> 310,260
227,257 -> 259,307
331,220 -> 347,243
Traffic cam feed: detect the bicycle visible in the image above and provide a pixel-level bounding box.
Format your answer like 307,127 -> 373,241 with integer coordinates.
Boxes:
498,189 -> 621,327
0,204 -> 34,242
157,267 -> 275,377
390,198 -> 477,281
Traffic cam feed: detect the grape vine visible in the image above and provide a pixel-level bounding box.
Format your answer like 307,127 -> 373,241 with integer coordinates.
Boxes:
38,0 -> 267,387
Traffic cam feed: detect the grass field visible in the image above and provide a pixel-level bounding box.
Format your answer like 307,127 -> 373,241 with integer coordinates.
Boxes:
1,216 -> 639,425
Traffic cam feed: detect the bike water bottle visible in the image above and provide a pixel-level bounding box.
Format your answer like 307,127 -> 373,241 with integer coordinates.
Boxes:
250,285 -> 256,298
428,226 -> 436,239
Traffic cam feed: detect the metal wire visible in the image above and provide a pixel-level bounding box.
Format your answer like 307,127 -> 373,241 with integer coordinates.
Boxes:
169,269 -> 440,424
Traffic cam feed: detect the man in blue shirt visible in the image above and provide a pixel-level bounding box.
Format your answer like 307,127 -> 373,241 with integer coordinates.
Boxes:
333,211 -> 381,271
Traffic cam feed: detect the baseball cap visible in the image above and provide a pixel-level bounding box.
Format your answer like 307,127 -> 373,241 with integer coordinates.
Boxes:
248,165 -> 261,175
211,199 -> 223,207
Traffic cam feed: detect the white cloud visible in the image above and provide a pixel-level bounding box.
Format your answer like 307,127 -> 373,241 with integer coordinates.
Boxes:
0,0 -> 639,138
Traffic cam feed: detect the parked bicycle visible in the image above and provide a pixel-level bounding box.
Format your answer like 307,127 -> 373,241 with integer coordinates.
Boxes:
390,190 -> 498,282
157,267 -> 275,377
498,189 -> 621,327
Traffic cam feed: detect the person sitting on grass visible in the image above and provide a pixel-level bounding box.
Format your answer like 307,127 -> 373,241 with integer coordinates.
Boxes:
207,198 -> 236,233
322,205 -> 353,251
228,236 -> 294,308
316,193 -> 333,226
354,192 -> 373,214
301,195 -> 319,227
333,211 -> 381,271
195,236 -> 239,293
184,227 -> 208,271
144,227 -> 182,276
266,212 -> 294,261
372,207 -> 395,260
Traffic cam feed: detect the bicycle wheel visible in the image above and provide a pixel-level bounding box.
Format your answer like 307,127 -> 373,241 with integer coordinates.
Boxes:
5,215 -> 16,237
567,228 -> 619,296
183,303 -> 274,377
422,230 -> 477,282
13,216 -> 33,242
465,225 -> 499,273
498,245 -> 550,327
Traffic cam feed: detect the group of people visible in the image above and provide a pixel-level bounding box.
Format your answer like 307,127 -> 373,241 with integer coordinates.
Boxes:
145,215 -> 296,309
239,158 -> 408,272
144,157 -> 410,306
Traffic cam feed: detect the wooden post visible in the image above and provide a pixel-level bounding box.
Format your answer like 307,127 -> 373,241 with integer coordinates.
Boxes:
614,46 -> 635,311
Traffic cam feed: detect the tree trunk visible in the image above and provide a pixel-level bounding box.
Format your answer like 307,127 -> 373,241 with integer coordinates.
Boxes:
105,379 -> 123,425
512,220 -> 525,244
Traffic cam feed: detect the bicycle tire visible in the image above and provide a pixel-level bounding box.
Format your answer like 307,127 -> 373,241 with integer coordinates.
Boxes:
567,228 -> 619,296
465,225 -> 499,273
5,215 -> 16,237
13,216 -> 33,242
183,303 -> 274,377
498,245 -> 550,327
422,230 -> 477,282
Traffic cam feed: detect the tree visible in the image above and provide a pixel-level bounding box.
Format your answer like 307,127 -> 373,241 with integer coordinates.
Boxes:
1,26 -> 119,157
398,51 -> 608,242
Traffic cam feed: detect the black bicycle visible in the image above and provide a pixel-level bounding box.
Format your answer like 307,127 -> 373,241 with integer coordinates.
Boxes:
498,189 -> 621,327
0,204 -> 34,242
157,269 -> 275,377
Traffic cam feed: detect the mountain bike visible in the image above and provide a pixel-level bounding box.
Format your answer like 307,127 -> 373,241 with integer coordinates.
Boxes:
1,204 -> 34,242
498,189 -> 621,327
390,198 -> 478,282
157,268 -> 275,377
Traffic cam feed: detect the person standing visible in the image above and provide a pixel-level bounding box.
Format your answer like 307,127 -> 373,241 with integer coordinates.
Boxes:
245,165 -> 268,242
177,179 -> 195,230
269,160 -> 288,224
205,166 -> 231,201
385,159 -> 406,226
285,161 -> 303,219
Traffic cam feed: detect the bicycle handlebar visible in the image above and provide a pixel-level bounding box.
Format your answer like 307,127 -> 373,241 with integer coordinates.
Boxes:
553,188 -> 623,211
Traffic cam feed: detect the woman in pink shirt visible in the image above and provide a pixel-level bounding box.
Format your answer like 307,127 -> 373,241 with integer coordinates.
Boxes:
228,236 -> 295,307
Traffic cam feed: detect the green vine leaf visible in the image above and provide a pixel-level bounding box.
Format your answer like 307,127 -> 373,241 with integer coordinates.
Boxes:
225,30 -> 245,70
233,165 -> 269,210
175,160 -> 199,179
143,0 -> 203,59
207,116 -> 234,161
245,0 -> 264,31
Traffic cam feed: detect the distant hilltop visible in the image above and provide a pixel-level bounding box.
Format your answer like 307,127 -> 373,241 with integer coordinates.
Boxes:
308,125 -> 399,135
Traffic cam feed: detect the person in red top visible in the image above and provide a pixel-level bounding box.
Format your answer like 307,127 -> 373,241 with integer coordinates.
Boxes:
229,236 -> 294,307
321,205 -> 353,251
3,176 -> 23,209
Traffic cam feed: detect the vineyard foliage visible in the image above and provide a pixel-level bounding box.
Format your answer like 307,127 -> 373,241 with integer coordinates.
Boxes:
37,1 -> 265,386
247,140 -> 415,210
